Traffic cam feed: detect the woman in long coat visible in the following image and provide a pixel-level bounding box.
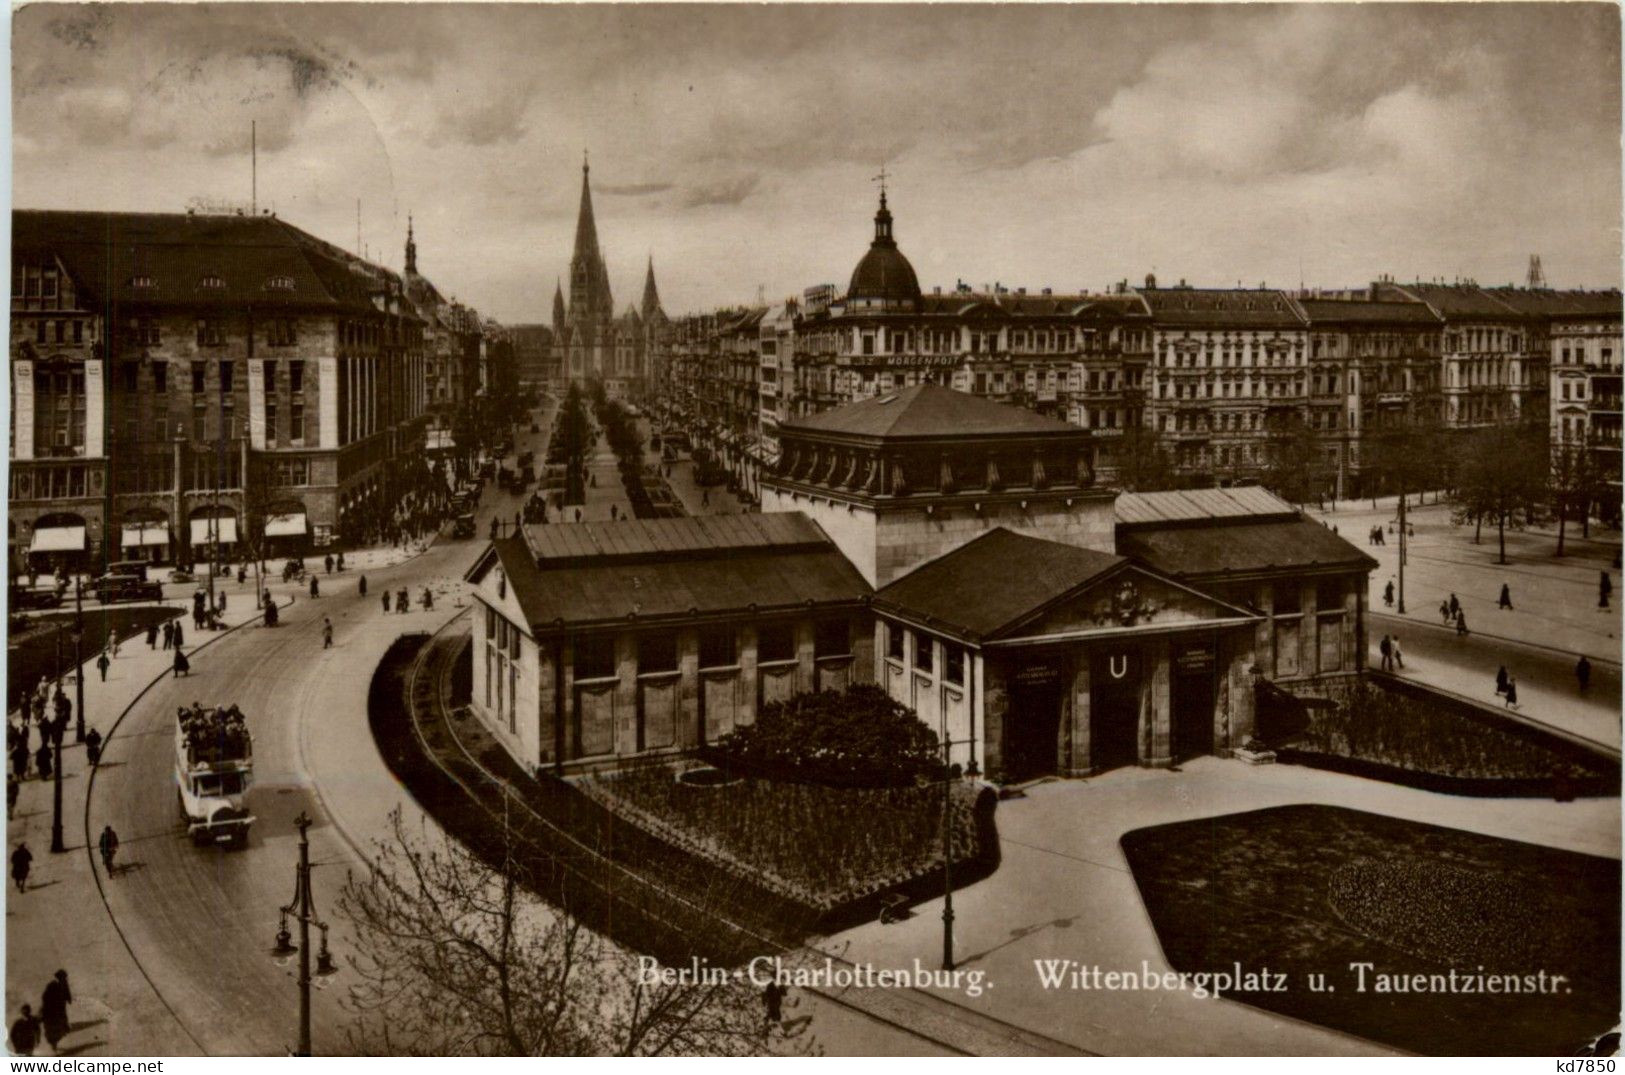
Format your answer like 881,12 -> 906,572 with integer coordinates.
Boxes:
40,970 -> 70,1053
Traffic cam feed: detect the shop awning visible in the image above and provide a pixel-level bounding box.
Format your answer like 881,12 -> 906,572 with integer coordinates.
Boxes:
29,525 -> 86,554
265,513 -> 308,538
121,522 -> 171,548
190,517 -> 239,544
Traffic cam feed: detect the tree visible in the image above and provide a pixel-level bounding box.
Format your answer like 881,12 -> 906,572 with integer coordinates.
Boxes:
1112,422 -> 1176,492
1451,422 -> 1547,565
1548,438 -> 1600,557
1262,412 -> 1330,506
339,808 -> 811,1057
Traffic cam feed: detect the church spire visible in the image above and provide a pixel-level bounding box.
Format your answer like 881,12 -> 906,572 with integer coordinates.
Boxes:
404,214 -> 417,274
568,153 -> 613,329
552,278 -> 566,332
641,255 -> 663,321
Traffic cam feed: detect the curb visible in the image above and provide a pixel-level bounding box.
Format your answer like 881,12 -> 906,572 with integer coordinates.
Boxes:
1367,668 -> 1621,760
1368,611 -> 1622,669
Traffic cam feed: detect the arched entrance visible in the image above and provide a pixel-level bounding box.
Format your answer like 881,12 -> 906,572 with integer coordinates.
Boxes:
27,511 -> 89,574
188,505 -> 240,570
121,508 -> 172,566
262,499 -> 309,561
1090,646 -> 1142,772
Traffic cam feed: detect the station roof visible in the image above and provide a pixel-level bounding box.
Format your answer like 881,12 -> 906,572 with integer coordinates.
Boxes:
873,528 -> 1125,640
1117,518 -> 1377,581
781,383 -> 1083,441
1115,486 -> 1298,527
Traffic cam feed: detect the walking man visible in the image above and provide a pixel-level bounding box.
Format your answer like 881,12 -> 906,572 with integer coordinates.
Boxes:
1498,582 -> 1513,610
1455,610 -> 1470,637
84,727 -> 102,767
98,826 -> 119,878
309,575 -> 320,599
1601,571 -> 1613,610
324,553 -> 334,575
1577,655 -> 1592,693
172,622 -> 184,649
11,841 -> 32,892
146,622 -> 158,650
359,574 -> 368,598
1391,635 -> 1404,670
96,650 -> 110,682
322,617 -> 334,650
162,620 -> 174,651
398,587 -> 409,614
1504,675 -> 1519,709
1383,580 -> 1394,609
382,589 -> 390,613
1449,592 -> 1461,619
40,970 -> 71,1054
1379,634 -> 1393,672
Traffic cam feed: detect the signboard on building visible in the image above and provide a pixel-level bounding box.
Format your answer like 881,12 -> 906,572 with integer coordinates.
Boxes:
312,523 -> 333,547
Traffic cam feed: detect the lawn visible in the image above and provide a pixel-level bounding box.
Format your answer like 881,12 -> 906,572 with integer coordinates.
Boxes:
579,764 -> 992,912
1121,805 -> 1620,1055
7,606 -> 181,711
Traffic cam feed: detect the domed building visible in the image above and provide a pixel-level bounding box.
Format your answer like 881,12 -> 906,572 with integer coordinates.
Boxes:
845,190 -> 921,315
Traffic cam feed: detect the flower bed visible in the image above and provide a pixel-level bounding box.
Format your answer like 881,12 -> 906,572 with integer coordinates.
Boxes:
579,763 -> 993,913
1291,680 -> 1615,785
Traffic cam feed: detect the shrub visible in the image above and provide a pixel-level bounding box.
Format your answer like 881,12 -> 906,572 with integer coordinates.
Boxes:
706,685 -> 942,787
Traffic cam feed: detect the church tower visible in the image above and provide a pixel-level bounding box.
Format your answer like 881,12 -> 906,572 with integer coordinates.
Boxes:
405,214 -> 418,275
567,157 -> 614,339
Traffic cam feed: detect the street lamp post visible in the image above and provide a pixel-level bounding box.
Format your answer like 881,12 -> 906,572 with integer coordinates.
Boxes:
1396,490 -> 1407,615
938,735 -> 979,972
271,812 -> 336,1056
73,579 -> 85,743
49,703 -> 65,854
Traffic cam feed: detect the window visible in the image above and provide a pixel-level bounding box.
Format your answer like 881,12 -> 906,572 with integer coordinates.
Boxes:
485,606 -> 497,639
192,364 -> 206,394
814,618 -> 850,658
757,622 -> 795,663
638,633 -> 678,674
152,361 -> 168,394
699,626 -> 736,668
886,622 -> 906,661
219,361 -> 234,393
262,360 -> 277,393
265,276 -> 295,291
120,362 -> 139,392
1317,578 -> 1344,612
289,403 -> 304,443
272,458 -> 309,486
912,630 -> 934,673
1274,586 -> 1302,616
72,321 -> 83,344
268,319 -> 297,347
574,634 -> 616,680
196,319 -> 223,346
944,644 -> 965,686
289,360 -> 305,393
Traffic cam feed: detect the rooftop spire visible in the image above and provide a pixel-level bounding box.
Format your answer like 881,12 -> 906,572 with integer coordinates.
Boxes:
404,213 -> 417,274
641,255 -> 663,321
567,159 -> 613,328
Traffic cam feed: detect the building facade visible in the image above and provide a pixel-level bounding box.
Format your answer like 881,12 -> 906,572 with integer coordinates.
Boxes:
10,209 -> 435,573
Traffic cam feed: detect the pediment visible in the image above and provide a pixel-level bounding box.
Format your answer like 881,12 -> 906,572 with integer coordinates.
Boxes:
999,566 -> 1250,639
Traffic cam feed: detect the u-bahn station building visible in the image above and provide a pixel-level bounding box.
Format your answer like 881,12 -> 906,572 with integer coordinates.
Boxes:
468,384 -> 1375,784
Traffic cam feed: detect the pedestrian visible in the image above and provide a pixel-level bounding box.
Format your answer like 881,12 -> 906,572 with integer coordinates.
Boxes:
324,553 -> 334,575
34,742 -> 51,782
146,622 -> 158,650
98,826 -> 119,878
172,647 -> 190,678
10,1005 -> 40,1056
172,622 -> 184,649
763,981 -> 786,1028
6,775 -> 17,819
1382,580 -> 1394,609
1576,655 -> 1592,693
1494,665 -> 1509,696
11,741 -> 28,782
10,842 -> 31,893
19,690 -> 31,727
217,590 -> 227,614
41,970 -> 71,1053
53,689 -> 69,732
1498,582 -> 1513,610
515,510 -> 522,533
610,504 -> 618,521
1601,571 -> 1613,610
162,620 -> 174,650
1391,635 -> 1403,670
359,574 -> 368,598
398,587 -> 409,614
382,589 -> 391,614
1504,676 -> 1519,710
238,565 -> 247,585
84,727 -> 102,767
421,587 -> 433,611
309,576 -> 320,599
263,599 -> 279,628
1449,592 -> 1460,618
322,617 -> 333,650
337,552 -> 345,572
1379,634 -> 1393,672
96,650 -> 110,682
1439,599 -> 1451,624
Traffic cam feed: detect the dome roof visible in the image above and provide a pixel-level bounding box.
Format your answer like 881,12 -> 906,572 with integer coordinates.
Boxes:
846,193 -> 920,310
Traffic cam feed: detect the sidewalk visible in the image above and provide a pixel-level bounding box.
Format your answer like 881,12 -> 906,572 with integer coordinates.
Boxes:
5,592 -> 292,1056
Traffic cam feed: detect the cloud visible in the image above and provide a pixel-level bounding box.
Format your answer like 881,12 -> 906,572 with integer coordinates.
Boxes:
678,174 -> 760,210
598,182 -> 674,197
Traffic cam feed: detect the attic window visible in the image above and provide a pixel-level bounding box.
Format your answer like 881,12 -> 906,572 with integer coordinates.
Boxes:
199,275 -> 226,290
265,276 -> 295,291
130,275 -> 156,289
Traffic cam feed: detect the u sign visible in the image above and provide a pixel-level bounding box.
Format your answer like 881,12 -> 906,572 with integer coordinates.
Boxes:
1109,654 -> 1129,679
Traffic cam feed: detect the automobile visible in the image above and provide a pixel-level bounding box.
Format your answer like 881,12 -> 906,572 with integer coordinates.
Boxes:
452,513 -> 477,539
10,588 -> 63,611
94,573 -> 164,604
107,560 -> 151,581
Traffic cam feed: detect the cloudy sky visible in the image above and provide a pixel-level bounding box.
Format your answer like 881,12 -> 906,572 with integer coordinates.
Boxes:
13,3 -> 1621,322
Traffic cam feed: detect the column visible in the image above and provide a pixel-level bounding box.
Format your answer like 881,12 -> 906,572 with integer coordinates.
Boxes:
14,360 -> 35,460
84,359 -> 104,458
1142,637 -> 1172,767
982,657 -> 1007,781
318,357 -> 339,449
247,359 -> 266,450
1066,658 -> 1091,776
613,632 -> 638,755
676,627 -> 701,751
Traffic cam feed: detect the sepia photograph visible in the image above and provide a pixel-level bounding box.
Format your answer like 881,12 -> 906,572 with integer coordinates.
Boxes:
3,0 -> 1621,1061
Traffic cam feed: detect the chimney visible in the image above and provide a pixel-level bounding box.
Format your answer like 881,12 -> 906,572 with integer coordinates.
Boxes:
1144,272 -> 1157,289
1369,281 -> 1379,302
1041,287 -> 1052,296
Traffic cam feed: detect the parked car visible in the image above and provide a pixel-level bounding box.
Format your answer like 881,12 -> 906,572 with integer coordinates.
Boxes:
94,573 -> 164,604
11,588 -> 63,611
452,513 -> 477,539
